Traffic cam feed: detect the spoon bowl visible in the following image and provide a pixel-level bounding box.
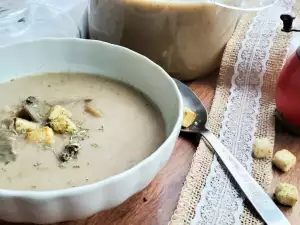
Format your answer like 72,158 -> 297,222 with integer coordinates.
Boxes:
173,79 -> 207,133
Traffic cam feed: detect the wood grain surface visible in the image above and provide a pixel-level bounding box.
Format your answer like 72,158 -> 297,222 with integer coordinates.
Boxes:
2,72 -> 300,225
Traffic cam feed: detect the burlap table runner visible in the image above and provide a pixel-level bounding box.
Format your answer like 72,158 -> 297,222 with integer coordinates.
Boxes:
170,1 -> 299,224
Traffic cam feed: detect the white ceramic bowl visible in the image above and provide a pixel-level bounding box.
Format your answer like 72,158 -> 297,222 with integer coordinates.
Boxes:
0,39 -> 183,224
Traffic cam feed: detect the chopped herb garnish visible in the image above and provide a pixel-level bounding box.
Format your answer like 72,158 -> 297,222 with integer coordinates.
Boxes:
91,143 -> 99,148
25,96 -> 37,105
98,125 -> 104,131
33,162 -> 41,167
70,129 -> 89,142
59,163 -> 66,168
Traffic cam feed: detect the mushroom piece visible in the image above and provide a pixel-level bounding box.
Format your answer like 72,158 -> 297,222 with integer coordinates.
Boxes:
0,129 -> 16,163
18,96 -> 52,123
59,142 -> 81,162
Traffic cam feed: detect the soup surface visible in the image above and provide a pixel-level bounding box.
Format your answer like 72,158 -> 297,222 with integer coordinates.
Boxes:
0,73 -> 165,191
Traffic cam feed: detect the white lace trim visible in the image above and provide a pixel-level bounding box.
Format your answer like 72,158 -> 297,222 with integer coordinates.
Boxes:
191,1 -> 292,225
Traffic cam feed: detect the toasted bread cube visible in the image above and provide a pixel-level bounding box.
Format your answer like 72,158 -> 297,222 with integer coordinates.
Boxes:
48,105 -> 72,120
275,183 -> 298,206
50,115 -> 77,134
15,118 -> 39,133
85,103 -> 103,118
273,149 -> 296,172
25,127 -> 54,145
253,138 -> 273,159
182,107 -> 196,128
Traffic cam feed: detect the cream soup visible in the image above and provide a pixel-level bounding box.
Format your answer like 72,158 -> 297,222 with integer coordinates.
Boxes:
0,73 -> 165,191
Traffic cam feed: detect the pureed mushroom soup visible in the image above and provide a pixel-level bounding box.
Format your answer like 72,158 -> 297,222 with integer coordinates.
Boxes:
88,0 -> 240,80
0,73 -> 165,191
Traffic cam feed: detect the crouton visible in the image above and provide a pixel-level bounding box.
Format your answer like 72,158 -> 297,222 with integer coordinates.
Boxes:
15,118 -> 39,133
182,107 -> 197,128
253,137 -> 273,159
48,105 -> 72,120
275,183 -> 298,207
50,115 -> 77,134
85,103 -> 103,118
25,127 -> 54,145
273,149 -> 296,172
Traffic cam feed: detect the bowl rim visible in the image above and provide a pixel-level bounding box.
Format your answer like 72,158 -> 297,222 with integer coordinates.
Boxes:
0,38 -> 183,199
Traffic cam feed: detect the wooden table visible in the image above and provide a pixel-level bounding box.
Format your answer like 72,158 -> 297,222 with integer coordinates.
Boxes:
3,74 -> 300,225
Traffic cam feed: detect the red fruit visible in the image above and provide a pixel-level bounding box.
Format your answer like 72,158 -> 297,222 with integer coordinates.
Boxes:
276,47 -> 300,127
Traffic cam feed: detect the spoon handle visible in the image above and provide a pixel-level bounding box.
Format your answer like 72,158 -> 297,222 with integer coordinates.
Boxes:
200,128 -> 290,225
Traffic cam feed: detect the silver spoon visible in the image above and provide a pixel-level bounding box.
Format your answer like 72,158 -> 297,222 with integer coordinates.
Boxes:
174,79 -> 290,225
